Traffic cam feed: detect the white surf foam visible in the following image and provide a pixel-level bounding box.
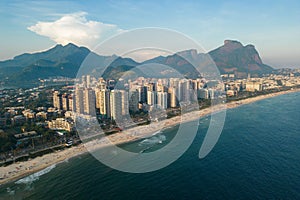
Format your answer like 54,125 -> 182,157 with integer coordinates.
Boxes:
139,134 -> 166,146
15,164 -> 56,185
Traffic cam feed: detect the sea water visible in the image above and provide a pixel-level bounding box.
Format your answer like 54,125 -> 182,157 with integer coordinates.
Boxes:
1,92 -> 300,199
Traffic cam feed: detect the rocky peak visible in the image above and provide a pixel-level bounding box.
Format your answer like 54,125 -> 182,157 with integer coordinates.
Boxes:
209,40 -> 273,74
223,40 -> 243,51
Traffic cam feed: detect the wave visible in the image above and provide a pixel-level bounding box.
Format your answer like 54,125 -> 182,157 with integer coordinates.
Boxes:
15,164 -> 56,185
139,134 -> 167,146
152,130 -> 162,136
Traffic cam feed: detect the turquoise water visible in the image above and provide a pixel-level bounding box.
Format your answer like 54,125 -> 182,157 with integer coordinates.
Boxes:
1,92 -> 300,199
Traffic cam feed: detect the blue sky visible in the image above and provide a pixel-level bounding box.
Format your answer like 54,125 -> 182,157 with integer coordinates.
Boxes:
0,0 -> 299,67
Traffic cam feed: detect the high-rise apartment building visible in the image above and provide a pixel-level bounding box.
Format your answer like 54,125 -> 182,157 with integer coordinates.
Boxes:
168,87 -> 178,108
75,86 -> 84,114
137,86 -> 147,103
129,90 -> 139,112
86,75 -> 91,88
157,92 -> 168,110
62,93 -> 69,111
110,90 -> 123,120
68,94 -> 75,112
98,89 -> 111,117
179,80 -> 190,102
120,90 -> 129,116
110,90 -> 129,121
147,90 -> 157,106
53,91 -> 62,110
198,88 -> 209,99
84,88 -> 96,116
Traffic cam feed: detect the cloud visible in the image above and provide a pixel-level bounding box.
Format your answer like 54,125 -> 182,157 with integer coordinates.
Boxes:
126,49 -> 171,62
28,12 -> 123,48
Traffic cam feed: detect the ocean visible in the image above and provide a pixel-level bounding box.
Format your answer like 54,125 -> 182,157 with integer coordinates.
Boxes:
1,92 -> 300,199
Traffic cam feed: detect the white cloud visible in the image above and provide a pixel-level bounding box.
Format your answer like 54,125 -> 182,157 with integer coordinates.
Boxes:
28,12 -> 123,48
126,49 -> 171,62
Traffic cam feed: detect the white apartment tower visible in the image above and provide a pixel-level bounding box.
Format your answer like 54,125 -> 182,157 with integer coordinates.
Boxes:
157,92 -> 168,110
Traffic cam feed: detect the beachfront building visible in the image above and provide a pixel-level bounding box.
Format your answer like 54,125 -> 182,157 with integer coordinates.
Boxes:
157,92 -> 168,110
246,81 -> 263,92
129,90 -> 139,112
109,90 -> 130,121
120,90 -> 129,116
226,90 -> 236,97
168,87 -> 178,108
179,80 -> 190,102
198,88 -> 209,99
96,89 -> 111,117
147,90 -> 157,106
208,89 -> 216,99
110,90 -> 123,120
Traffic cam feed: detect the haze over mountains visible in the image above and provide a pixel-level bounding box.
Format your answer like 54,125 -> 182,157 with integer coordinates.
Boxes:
0,40 -> 273,86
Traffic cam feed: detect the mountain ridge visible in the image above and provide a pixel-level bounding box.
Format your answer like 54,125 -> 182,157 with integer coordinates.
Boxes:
0,40 -> 273,86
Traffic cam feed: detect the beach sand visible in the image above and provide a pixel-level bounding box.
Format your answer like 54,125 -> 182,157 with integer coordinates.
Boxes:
1,88 -> 299,185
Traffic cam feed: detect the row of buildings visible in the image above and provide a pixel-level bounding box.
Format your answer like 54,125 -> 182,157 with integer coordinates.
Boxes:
224,73 -> 300,96
53,76 -> 224,121
0,104 -> 74,132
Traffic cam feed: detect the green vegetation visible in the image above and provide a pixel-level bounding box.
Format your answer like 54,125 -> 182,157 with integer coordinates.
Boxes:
0,131 -> 16,153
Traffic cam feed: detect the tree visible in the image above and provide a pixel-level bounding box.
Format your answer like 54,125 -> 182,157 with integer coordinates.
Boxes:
0,131 -> 16,153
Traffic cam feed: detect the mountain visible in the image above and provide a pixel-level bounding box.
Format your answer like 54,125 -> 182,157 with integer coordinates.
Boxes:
0,43 -> 90,84
142,49 -> 203,79
208,40 -> 273,74
141,40 -> 272,78
98,57 -> 139,80
0,43 -> 138,86
0,40 -> 273,87
0,43 -> 89,69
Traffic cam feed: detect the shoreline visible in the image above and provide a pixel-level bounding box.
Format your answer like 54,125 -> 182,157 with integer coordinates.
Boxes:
1,88 -> 300,186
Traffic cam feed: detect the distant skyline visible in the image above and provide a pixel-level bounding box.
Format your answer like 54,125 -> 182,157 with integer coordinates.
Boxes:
0,0 -> 299,68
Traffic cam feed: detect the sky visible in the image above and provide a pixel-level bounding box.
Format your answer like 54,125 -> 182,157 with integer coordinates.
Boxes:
0,0 -> 299,68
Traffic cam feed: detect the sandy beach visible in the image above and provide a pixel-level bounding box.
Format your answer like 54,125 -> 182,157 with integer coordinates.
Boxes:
1,88 -> 299,186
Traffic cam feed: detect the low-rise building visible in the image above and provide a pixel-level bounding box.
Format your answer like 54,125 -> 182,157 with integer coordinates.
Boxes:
14,131 -> 38,139
36,111 -> 48,120
47,118 -> 73,132
22,109 -> 35,119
